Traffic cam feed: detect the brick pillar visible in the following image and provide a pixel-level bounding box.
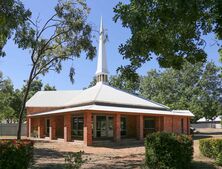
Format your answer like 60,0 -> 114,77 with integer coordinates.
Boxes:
137,114 -> 144,140
37,117 -> 45,138
84,112 -> 92,146
187,117 -> 190,135
27,117 -> 31,137
50,116 -> 57,140
114,113 -> 121,142
64,113 -> 72,142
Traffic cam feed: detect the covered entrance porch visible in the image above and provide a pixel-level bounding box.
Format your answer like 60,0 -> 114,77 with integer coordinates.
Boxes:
27,110 -> 189,146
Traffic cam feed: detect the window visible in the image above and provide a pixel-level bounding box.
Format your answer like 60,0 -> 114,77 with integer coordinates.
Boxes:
144,118 -> 155,134
121,117 -> 127,136
72,116 -> 84,137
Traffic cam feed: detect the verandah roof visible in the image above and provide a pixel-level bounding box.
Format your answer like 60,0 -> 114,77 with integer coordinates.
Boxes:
27,104 -> 194,117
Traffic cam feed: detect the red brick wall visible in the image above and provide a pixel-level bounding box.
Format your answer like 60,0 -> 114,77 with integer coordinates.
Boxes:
64,113 -> 71,142
84,111 -> 92,145
50,116 -> 57,140
163,116 -> 173,132
163,116 -> 190,134
114,113 -> 121,142
136,115 -> 144,140
38,117 -> 45,138
27,107 -> 61,115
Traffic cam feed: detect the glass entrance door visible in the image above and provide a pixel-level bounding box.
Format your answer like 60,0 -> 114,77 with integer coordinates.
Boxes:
95,116 -> 113,138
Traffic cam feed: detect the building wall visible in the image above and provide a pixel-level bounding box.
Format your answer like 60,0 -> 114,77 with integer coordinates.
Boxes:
27,107 -> 61,115
163,116 -> 190,134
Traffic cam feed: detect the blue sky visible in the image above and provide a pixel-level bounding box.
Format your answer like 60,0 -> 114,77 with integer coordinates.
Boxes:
0,0 -> 221,90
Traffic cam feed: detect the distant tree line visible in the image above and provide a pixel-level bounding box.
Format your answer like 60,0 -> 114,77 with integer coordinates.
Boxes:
88,61 -> 222,122
0,71 -> 56,123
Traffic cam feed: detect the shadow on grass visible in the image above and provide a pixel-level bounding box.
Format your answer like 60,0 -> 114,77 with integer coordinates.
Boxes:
33,163 -> 65,169
192,161 -> 217,169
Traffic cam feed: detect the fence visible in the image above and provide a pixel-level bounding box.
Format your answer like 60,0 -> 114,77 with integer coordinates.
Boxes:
0,123 -> 27,136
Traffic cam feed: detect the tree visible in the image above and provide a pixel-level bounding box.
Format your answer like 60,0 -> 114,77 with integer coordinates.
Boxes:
0,0 -> 31,56
44,84 -> 56,91
0,72 -> 19,123
113,0 -> 222,72
140,62 -> 222,121
11,0 -> 96,139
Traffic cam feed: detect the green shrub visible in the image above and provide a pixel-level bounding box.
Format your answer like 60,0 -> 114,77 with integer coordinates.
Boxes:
145,132 -> 193,169
64,151 -> 87,169
216,153 -> 222,166
0,139 -> 34,169
199,138 -> 222,166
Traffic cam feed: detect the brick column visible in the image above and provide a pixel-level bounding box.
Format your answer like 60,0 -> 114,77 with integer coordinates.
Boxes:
37,117 -> 45,138
50,116 -> 57,140
84,112 -> 92,146
187,117 -> 190,135
114,113 -> 121,142
27,117 -> 31,137
137,114 -> 144,140
64,113 -> 72,142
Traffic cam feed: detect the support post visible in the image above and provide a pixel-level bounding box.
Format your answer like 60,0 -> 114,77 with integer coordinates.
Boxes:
84,112 -> 92,146
27,117 -> 31,137
114,113 -> 121,142
50,116 -> 57,140
137,114 -> 144,140
37,117 -> 45,138
64,113 -> 72,142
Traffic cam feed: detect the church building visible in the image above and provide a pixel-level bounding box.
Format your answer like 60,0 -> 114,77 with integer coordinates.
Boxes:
26,19 -> 194,146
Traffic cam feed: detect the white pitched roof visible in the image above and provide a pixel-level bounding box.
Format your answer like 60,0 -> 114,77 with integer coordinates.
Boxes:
26,82 -> 168,109
64,82 -> 169,109
26,90 -> 82,107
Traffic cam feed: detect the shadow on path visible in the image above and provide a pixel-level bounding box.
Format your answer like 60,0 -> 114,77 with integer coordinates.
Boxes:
192,161 -> 218,169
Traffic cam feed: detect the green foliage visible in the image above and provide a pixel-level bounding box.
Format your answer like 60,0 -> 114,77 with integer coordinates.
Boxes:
44,83 -> 56,91
145,132 -> 193,169
0,139 -> 34,169
0,71 -> 56,123
64,151 -> 87,169
140,62 -> 222,121
216,153 -> 222,166
199,138 -> 222,160
113,0 -> 222,70
0,72 -> 20,123
8,0 -> 96,138
0,0 -> 31,57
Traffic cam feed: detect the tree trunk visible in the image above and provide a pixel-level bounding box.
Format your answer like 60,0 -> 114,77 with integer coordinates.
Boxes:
17,66 -> 35,140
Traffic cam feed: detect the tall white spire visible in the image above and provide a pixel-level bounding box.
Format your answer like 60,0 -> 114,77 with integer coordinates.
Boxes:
96,17 -> 108,83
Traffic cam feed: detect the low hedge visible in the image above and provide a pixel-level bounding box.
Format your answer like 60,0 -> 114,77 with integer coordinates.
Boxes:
145,132 -> 193,169
0,139 -> 34,169
199,138 -> 222,166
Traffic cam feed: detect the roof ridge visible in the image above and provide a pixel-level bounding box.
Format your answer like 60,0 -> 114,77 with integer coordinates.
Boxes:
93,83 -> 103,101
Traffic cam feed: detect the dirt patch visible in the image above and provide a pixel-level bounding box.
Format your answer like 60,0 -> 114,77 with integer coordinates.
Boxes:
3,128 -> 222,169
